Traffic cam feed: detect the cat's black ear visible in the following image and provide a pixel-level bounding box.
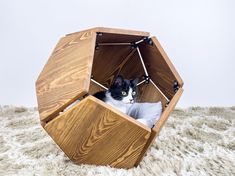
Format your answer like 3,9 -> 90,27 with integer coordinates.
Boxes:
114,75 -> 123,86
131,78 -> 139,86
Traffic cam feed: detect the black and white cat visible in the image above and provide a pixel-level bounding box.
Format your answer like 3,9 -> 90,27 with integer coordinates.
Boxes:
63,74 -> 162,128
93,75 -> 139,114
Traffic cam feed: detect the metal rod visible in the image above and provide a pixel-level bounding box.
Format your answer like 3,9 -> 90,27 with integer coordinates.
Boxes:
135,39 -> 145,45
137,79 -> 146,86
150,79 -> 170,102
136,46 -> 149,76
91,78 -> 108,90
63,99 -> 80,112
97,43 -> 132,46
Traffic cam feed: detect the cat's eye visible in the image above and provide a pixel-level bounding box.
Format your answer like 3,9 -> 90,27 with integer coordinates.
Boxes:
121,91 -> 127,96
132,91 -> 136,96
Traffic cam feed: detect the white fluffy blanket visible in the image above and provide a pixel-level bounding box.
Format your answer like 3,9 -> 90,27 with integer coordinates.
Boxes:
127,102 -> 162,128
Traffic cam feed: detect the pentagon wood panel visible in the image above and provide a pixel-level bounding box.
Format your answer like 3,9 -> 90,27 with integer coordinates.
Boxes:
96,33 -> 146,43
36,30 -> 96,123
97,27 -> 149,43
137,82 -> 168,108
92,45 -> 135,88
95,27 -> 149,38
68,27 -> 150,43
138,37 -> 183,100
88,81 -> 106,95
118,49 -> 145,80
45,96 -> 151,169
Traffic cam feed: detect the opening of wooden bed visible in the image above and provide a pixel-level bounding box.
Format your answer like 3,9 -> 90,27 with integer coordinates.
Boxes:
35,27 -> 184,169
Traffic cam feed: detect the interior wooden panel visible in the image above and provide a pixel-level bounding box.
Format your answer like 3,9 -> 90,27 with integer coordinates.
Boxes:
44,96 -> 151,169
88,81 -> 105,95
118,50 -> 145,80
92,45 -> 136,87
137,82 -> 168,108
96,33 -> 146,43
138,37 -> 183,100
36,30 -> 96,123
97,28 -> 149,43
67,27 -> 150,43
135,88 -> 184,166
96,27 -> 149,37
91,44 -> 168,105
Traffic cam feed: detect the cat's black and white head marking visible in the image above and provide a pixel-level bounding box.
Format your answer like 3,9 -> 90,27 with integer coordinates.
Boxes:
92,75 -> 139,113
108,75 -> 138,104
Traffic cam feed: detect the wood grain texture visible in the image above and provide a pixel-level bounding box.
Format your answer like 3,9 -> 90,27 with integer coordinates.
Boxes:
88,81 -> 105,95
138,37 -> 184,100
118,50 -> 145,80
137,82 -> 168,108
67,27 -> 150,43
36,27 -> 184,168
92,45 -> 136,87
92,46 -> 149,90
135,88 -> 184,166
95,27 -> 150,37
96,33 -> 145,43
36,30 -> 96,123
44,95 -> 151,169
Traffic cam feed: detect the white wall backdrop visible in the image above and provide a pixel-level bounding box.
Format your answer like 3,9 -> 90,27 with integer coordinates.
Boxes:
0,0 -> 235,107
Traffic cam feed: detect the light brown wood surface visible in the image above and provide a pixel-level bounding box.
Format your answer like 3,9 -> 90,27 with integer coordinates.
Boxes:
36,30 -> 96,123
92,46 -> 146,88
139,37 -> 183,100
67,27 -> 149,43
45,95 -> 151,168
92,45 -> 135,87
118,49 -> 146,80
88,81 -> 106,95
137,82 -> 168,108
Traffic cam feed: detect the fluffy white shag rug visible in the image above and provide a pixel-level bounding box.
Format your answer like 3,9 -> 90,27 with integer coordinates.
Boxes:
0,105 -> 234,176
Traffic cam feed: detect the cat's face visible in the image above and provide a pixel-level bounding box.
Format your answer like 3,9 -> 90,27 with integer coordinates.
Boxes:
109,75 -> 139,104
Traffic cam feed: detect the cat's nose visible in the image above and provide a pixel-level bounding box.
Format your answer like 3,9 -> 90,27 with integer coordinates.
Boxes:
130,99 -> 134,103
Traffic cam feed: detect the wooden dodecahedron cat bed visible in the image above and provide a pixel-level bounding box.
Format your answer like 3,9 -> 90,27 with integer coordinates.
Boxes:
36,27 -> 184,169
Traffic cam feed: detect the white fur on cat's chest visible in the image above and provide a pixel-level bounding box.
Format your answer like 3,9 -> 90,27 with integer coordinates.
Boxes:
105,92 -> 131,114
